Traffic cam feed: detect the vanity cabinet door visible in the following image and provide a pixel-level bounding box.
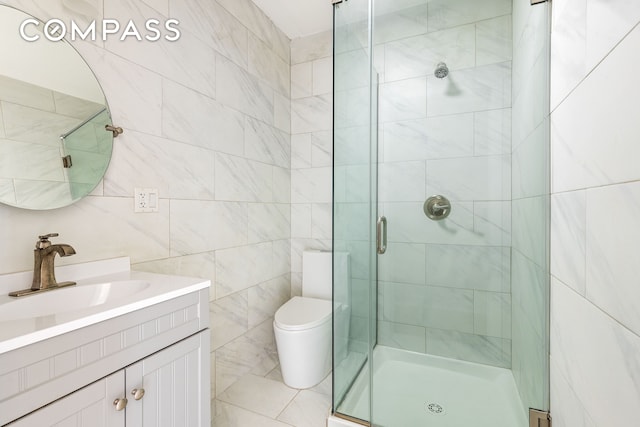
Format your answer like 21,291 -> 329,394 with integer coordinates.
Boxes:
125,330 -> 210,427
8,370 -> 125,427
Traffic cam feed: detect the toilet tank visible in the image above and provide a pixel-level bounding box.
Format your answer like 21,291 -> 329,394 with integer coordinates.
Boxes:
302,250 -> 350,302
302,250 -> 332,299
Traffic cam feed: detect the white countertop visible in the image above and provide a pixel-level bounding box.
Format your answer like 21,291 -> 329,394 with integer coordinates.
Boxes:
0,257 -> 210,354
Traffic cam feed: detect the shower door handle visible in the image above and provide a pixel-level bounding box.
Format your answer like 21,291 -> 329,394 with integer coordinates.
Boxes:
377,216 -> 387,255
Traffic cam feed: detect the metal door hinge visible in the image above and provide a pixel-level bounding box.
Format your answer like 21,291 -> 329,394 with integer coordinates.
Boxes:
530,409 -> 552,427
62,155 -> 73,168
531,0 -> 549,4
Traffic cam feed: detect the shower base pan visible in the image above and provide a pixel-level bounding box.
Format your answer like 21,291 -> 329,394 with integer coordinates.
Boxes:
332,346 -> 527,427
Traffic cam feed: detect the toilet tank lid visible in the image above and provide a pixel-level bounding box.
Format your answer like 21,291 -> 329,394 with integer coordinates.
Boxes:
274,296 -> 332,331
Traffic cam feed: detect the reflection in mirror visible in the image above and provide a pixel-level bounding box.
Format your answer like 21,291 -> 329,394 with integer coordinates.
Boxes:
0,5 -> 113,210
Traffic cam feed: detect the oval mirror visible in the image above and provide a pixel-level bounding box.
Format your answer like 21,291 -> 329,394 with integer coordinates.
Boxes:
0,5 -> 113,210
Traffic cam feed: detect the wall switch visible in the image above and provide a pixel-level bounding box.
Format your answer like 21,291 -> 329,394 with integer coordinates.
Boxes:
134,188 -> 159,213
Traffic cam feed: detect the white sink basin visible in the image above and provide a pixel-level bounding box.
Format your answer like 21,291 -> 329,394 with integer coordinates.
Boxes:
0,258 -> 211,355
0,280 -> 150,321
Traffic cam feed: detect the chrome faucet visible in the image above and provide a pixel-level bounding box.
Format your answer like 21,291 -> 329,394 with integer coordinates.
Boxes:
9,233 -> 77,297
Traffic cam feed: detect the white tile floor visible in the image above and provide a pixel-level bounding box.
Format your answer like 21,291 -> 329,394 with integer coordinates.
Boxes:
212,366 -> 332,427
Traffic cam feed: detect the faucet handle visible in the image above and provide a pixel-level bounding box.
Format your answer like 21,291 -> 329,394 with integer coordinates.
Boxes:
36,233 -> 59,249
39,233 -> 59,240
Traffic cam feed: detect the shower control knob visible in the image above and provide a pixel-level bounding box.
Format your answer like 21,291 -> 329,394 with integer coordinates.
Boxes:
424,195 -> 451,221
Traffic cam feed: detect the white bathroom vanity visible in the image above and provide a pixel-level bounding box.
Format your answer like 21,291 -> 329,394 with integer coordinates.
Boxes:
0,258 -> 211,426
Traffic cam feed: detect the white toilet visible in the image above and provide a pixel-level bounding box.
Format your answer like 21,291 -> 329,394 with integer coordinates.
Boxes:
274,250 -> 349,389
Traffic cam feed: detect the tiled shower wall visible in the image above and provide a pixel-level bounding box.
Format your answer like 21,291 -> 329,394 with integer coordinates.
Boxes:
0,0 -> 291,401
549,1 -> 640,426
375,0 -> 514,368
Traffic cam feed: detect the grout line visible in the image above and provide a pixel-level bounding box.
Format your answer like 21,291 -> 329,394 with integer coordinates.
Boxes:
213,399 -> 296,426
552,179 -> 640,196
551,21 -> 640,114
275,389 -> 301,422
552,276 -> 640,342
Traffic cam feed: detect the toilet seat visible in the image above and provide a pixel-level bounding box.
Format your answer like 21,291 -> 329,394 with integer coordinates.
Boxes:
274,296 -> 332,331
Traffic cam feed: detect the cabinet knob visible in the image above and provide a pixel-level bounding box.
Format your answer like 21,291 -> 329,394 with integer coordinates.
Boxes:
131,388 -> 145,401
113,397 -> 128,411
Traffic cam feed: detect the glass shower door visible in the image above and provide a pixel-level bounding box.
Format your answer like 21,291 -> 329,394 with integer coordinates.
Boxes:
332,0 -> 377,423
372,0 -> 519,424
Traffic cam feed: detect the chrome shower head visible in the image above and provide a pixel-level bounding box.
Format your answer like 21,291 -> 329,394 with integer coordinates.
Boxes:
434,62 -> 449,79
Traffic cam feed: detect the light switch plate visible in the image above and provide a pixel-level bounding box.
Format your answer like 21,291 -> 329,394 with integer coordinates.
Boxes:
134,188 -> 159,213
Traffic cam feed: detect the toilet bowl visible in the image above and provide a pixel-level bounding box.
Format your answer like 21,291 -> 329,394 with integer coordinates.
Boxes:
274,296 -> 332,389
274,250 -> 349,389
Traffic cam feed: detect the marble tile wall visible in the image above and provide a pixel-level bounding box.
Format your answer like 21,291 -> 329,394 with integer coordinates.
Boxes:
550,1 -> 640,425
375,1 -> 513,368
290,30 -> 334,297
0,0 -> 291,402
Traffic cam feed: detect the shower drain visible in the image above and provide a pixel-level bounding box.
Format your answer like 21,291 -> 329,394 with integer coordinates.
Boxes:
425,402 -> 446,416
